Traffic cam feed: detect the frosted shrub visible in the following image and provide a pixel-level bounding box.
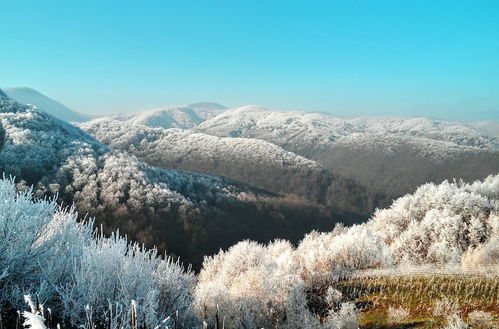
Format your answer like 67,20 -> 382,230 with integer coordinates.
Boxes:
461,236 -> 499,268
323,302 -> 359,329
58,233 -> 196,329
0,177 -> 93,310
369,176 -> 499,266
194,239 -> 360,329
296,226 -> 390,280
0,177 -> 196,328
325,287 -> 343,307
194,240 -> 304,329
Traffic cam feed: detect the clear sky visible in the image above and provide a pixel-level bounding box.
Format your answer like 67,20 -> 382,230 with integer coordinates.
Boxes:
1,0 -> 498,121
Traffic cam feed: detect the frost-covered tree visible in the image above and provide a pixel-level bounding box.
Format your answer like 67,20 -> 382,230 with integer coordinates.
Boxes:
369,175 -> 499,265
296,225 -> 390,280
194,239 -> 361,329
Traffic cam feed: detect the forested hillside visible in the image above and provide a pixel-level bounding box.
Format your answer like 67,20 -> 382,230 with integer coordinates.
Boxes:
100,103 -> 226,130
79,119 -> 377,218
0,95 -> 351,269
196,106 -> 499,211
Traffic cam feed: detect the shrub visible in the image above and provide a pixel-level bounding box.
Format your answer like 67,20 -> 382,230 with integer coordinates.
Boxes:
0,177 -> 196,329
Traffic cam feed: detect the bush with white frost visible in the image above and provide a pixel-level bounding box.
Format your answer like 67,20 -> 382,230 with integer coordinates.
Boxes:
0,177 -> 93,311
369,176 -> 499,266
0,177 -> 196,328
58,233 -> 196,329
61,234 -> 194,328
433,297 -> 460,317
296,225 -> 390,280
194,239 -> 360,329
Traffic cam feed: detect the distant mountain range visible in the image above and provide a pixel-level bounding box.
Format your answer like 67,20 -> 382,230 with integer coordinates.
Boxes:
195,105 -> 499,212
4,87 -> 90,122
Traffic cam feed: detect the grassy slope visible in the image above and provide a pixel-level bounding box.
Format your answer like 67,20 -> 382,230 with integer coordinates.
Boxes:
336,268 -> 498,328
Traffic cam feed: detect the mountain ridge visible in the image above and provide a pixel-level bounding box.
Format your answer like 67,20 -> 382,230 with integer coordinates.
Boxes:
4,87 -> 90,122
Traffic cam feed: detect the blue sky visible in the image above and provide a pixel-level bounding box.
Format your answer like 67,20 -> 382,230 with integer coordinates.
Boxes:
1,0 -> 498,121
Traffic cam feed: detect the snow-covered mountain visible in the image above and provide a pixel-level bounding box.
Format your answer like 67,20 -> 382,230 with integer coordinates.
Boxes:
470,121 -> 499,139
3,87 -> 90,122
196,105 -> 498,150
79,119 -> 383,218
188,102 -> 227,120
101,103 -> 226,130
0,95 -> 344,268
78,119 -> 333,204
196,106 -> 499,211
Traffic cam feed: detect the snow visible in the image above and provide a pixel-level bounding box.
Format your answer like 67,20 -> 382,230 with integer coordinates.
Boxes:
99,103 -> 227,130
78,119 -> 321,172
196,106 -> 499,150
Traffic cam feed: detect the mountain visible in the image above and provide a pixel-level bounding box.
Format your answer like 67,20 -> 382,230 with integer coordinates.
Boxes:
196,106 -> 498,150
469,121 -> 499,139
3,87 -> 90,122
78,119 -> 381,219
188,102 -> 227,120
78,119 -> 329,198
102,103 -> 227,130
196,106 -> 499,212
0,95 -> 349,269
0,89 -> 6,97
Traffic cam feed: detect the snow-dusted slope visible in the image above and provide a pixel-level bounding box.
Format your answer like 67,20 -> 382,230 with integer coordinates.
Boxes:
469,121 -> 499,139
319,133 -> 499,198
4,87 -> 90,122
78,119 -> 336,206
0,95 -> 342,268
197,106 -> 499,211
188,102 -> 227,120
197,105 -> 498,150
103,103 -> 226,129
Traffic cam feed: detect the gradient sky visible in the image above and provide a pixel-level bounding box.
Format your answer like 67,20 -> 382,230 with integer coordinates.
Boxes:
1,0 -> 498,121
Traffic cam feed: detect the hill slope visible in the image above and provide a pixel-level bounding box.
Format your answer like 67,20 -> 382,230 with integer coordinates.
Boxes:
78,119 -> 331,202
103,103 -> 226,130
197,106 -> 498,150
196,106 -> 499,211
79,119 -> 376,219
0,95 -> 348,268
4,87 -> 90,122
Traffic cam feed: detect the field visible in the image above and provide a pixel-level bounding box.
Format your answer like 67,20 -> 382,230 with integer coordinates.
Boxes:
335,266 -> 499,328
